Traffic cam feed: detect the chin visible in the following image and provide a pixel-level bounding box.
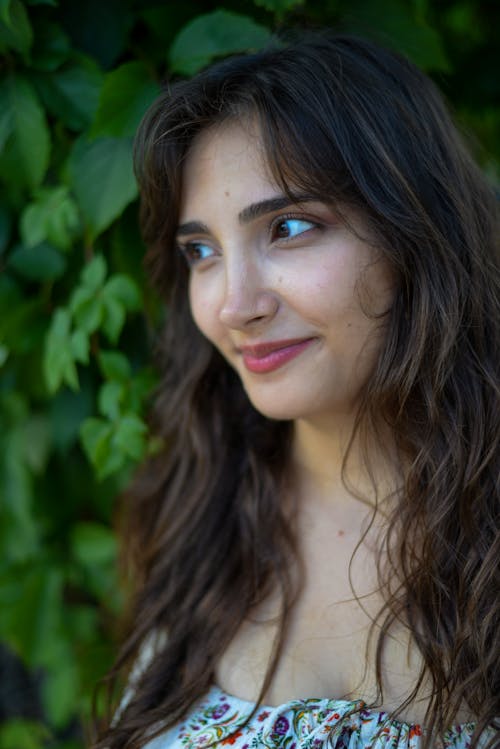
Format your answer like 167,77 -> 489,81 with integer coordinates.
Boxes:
243,389 -> 322,423
242,378 -> 362,425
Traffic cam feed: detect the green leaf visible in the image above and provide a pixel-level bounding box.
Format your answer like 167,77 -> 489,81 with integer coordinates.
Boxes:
95,273 -> 142,343
42,658 -> 79,729
34,58 -> 102,131
0,343 -> 8,366
69,284 -> 93,315
101,294 -> 125,344
0,74 -> 50,189
69,258 -> 109,334
104,273 -> 141,310
80,417 -> 122,478
0,286 -> 44,355
0,93 -> 13,152
98,350 -> 131,381
90,61 -> 159,139
0,564 -> 63,667
169,10 -> 271,75
0,719 -> 50,749
128,368 -> 157,411
21,414 -> 51,474
70,520 -> 121,609
70,328 -> 89,364
443,3 -> 481,41
31,19 -> 70,71
0,403 -> 40,561
113,414 -> 147,460
8,241 -> 66,281
345,0 -> 450,72
43,308 -> 82,392
98,380 -> 123,420
0,0 -> 12,26
109,202 -> 147,282
68,137 -> 137,239
252,0 -> 303,13
0,0 -> 33,56
70,289 -> 102,334
49,385 -> 93,451
138,4 -> 186,47
53,0 -> 132,69
71,522 -> 117,566
66,604 -> 99,643
80,417 -> 111,463
80,411 -> 147,479
0,202 -> 12,255
0,275 -> 23,313
81,254 -> 107,290
20,186 -> 80,251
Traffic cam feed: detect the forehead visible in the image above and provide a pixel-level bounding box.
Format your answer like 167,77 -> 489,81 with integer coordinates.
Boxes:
179,121 -> 278,218
185,119 -> 265,168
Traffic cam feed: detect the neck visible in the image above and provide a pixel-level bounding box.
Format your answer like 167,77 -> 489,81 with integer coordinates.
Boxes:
291,412 -> 400,512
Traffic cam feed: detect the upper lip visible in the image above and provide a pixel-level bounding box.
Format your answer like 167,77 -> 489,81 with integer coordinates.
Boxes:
237,337 -> 317,358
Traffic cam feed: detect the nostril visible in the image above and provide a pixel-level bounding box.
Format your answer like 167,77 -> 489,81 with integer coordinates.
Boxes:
219,292 -> 279,329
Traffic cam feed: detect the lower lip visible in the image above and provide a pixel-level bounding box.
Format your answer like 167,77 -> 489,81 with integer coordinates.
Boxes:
241,339 -> 317,374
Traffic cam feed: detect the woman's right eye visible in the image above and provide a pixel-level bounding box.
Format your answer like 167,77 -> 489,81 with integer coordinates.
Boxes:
178,241 -> 216,267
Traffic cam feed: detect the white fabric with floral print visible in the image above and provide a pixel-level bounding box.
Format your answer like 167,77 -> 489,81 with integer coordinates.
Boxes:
143,684 -> 481,749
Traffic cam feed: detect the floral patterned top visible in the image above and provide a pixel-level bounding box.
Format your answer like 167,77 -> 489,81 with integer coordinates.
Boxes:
142,684 -> 482,749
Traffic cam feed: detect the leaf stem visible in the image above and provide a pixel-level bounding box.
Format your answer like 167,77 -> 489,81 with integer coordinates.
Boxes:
83,229 -> 94,263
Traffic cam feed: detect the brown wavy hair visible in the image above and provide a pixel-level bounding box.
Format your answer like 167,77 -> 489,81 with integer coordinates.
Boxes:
93,32 -> 500,749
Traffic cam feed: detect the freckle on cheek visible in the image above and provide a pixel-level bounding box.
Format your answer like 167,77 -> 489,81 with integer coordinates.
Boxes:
224,190 -> 230,197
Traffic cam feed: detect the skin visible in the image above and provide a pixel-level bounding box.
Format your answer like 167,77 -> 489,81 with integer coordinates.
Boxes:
176,122 -> 441,720
177,123 -> 395,431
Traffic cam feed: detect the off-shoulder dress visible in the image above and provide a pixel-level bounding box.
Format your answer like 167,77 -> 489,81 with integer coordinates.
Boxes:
142,683 -> 481,749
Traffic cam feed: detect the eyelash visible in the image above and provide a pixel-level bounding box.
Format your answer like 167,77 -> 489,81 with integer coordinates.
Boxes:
177,240 -> 215,267
177,213 -> 321,268
269,213 -> 320,243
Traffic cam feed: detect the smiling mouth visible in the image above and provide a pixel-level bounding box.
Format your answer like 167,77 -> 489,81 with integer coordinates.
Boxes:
239,337 -> 318,374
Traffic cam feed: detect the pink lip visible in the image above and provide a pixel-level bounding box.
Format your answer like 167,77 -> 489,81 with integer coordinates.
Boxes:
239,337 -> 317,374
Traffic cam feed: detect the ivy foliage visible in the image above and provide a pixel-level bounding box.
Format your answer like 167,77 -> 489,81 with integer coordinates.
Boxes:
0,0 -> 498,746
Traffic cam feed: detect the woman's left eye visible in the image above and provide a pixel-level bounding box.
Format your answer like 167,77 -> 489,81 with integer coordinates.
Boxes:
272,217 -> 317,241
178,241 -> 216,267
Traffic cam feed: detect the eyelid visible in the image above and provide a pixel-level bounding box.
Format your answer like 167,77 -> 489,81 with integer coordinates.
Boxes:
175,206 -> 326,264
269,212 -> 321,242
176,238 -> 218,268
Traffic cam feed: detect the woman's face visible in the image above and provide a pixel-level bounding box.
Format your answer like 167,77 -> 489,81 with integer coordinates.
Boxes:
177,122 -> 394,423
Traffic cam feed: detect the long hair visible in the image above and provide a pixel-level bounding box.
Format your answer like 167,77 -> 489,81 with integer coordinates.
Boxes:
94,32 -> 500,749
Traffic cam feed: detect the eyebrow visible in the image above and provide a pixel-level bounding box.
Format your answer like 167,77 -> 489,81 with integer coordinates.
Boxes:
175,193 -> 318,238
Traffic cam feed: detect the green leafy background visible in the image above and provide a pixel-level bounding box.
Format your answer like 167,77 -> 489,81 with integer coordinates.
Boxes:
0,0 -> 498,746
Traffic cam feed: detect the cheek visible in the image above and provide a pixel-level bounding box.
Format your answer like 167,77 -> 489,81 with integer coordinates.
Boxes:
188,278 -> 222,345
300,264 -> 359,320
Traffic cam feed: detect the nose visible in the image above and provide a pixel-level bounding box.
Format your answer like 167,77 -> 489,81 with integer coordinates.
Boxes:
218,258 -> 278,330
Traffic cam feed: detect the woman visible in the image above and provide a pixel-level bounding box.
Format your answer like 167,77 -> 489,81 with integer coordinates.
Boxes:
95,32 -> 499,749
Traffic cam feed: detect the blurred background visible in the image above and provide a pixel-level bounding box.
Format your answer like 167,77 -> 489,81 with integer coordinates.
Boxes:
0,0 -> 498,747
